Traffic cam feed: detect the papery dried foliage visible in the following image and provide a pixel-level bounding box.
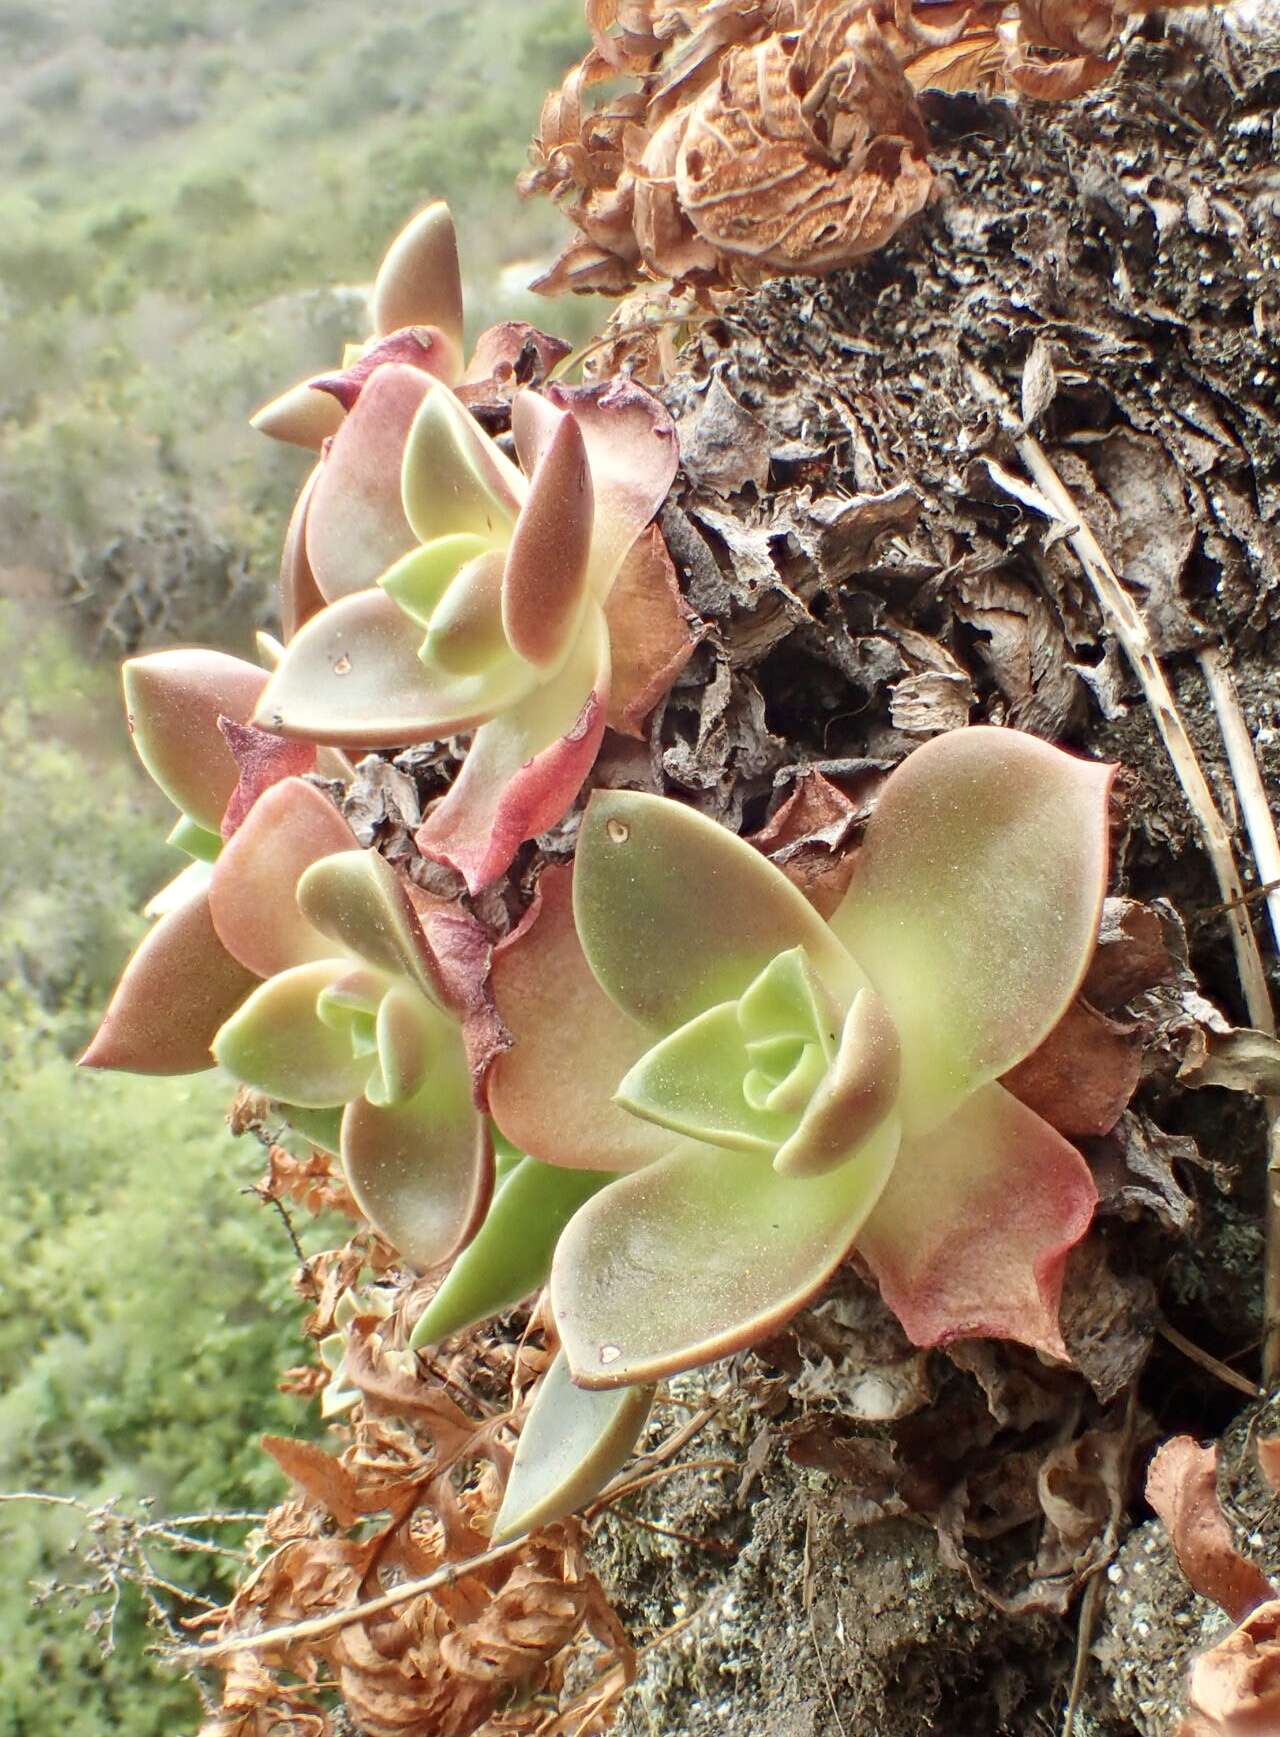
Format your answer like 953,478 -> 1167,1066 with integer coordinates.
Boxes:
523,0 -> 1208,296
196,1321 -> 627,1737
1180,1600 -> 1280,1737
1146,1437 -> 1275,1624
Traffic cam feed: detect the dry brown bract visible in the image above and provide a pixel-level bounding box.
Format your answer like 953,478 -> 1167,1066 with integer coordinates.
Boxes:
524,0 -> 1212,295
193,1317 -> 629,1737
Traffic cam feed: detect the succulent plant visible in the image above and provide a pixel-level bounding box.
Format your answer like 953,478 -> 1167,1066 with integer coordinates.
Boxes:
88,774 -> 494,1268
489,726 -> 1114,1388
253,370 -> 680,890
240,201 -> 685,891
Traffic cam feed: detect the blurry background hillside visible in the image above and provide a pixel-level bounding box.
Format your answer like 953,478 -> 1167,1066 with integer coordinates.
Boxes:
0,3 -> 591,1731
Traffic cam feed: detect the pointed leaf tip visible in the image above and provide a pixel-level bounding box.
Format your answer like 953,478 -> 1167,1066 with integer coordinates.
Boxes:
82,890 -> 257,1076
833,726 -> 1115,1134
372,201 -> 465,360
123,650 -> 268,833
490,1351 -> 654,1542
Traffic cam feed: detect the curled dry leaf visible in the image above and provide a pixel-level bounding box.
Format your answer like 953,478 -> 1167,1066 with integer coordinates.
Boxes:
1146,1437 -> 1275,1622
1181,1600 -> 1280,1737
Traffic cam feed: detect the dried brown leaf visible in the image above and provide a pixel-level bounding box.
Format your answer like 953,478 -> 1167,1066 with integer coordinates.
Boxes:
672,11 -> 932,280
1146,1437 -> 1275,1621
603,523 -> 700,736
1001,995 -> 1141,1138
261,1435 -> 363,1529
1181,1599 -> 1280,1737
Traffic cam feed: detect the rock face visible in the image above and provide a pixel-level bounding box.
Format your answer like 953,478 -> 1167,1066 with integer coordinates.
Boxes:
579,12 -> 1280,1734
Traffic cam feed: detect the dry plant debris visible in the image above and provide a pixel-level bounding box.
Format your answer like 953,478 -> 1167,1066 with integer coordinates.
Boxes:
522,0 -> 1211,297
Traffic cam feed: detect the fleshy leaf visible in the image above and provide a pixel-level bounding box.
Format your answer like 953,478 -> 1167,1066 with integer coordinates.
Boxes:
832,726 -> 1114,1134
574,789 -> 863,1031
279,1102 -> 344,1156
340,1061 -> 493,1269
378,534 -> 491,628
857,1080 -> 1097,1357
515,381 -> 678,595
312,327 -> 460,410
295,848 -> 435,997
409,1155 -> 611,1349
401,383 -> 524,546
217,717 -> 316,841
603,524 -> 697,736
615,1002 -> 794,1153
306,363 -> 431,603
144,858 -> 213,918
501,408 -> 593,668
416,602 -> 610,894
250,378 -> 345,450
371,200 -> 465,357
123,650 -> 268,833
368,982 -> 436,1106
774,989 -> 900,1178
488,865 -> 678,1173
490,1351 -> 654,1542
420,550 -> 508,677
209,778 -> 358,979
553,1120 -> 900,1388
214,959 -> 375,1107
279,464 -> 326,640
80,890 -> 257,1075
167,815 -> 222,862
255,586 -> 530,747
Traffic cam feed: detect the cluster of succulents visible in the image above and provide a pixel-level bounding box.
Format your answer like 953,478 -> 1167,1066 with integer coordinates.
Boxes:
87,202 -> 1116,1540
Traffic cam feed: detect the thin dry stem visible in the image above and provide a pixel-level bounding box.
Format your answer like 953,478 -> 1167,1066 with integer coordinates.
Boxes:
972,365 -> 1280,1389
1197,646 -> 1280,1385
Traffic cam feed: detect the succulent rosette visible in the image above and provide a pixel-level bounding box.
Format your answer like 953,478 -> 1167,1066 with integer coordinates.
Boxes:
254,365 -> 681,890
86,775 -> 493,1271
243,200 -> 684,892
489,726 -> 1115,1388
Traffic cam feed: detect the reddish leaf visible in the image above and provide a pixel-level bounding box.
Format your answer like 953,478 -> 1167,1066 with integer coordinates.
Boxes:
1146,1437 -> 1274,1621
603,524 -> 698,737
218,717 -> 317,840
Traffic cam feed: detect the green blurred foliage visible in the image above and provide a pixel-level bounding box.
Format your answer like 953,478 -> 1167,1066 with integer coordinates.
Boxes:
0,1 -> 600,1725
0,603 -> 317,1733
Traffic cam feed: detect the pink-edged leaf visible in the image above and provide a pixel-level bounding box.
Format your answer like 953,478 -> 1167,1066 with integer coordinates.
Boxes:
81,889 -> 257,1075
520,380 -> 678,595
214,959 -> 375,1107
858,1080 -> 1097,1358
603,524 -> 697,736
295,848 -> 435,998
340,1064 -> 493,1269
250,377 -> 345,450
400,383 -> 524,545
306,363 -> 431,603
279,464 -> 327,640
254,587 -> 531,748
1146,1437 -> 1275,1622
371,200 -> 465,358
491,1351 -> 654,1541
312,327 -> 461,411
217,718 -> 316,840
489,865 -> 676,1173
501,409 -> 593,667
553,1118 -> 900,1388
573,789 -> 863,1032
209,777 -> 358,979
416,602 -> 610,894
831,726 -> 1115,1136
122,650 -> 268,833
410,901 -> 512,1101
